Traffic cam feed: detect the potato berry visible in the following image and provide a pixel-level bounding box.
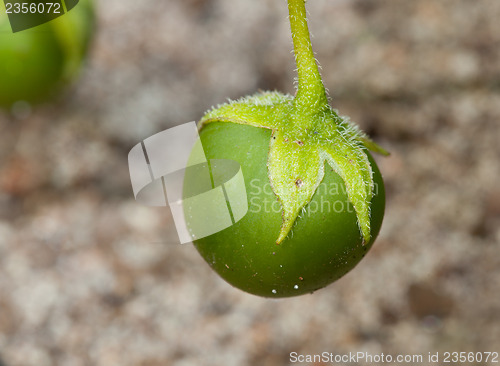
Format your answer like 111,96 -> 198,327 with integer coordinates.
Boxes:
186,0 -> 388,297
0,0 -> 95,108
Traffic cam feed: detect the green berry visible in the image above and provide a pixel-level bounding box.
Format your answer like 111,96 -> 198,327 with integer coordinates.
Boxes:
0,0 -> 95,108
185,0 -> 389,297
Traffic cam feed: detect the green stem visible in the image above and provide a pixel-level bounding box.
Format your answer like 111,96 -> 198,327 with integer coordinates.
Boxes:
287,0 -> 328,115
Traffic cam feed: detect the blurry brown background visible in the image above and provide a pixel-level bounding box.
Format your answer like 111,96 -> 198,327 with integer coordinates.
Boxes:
0,0 -> 499,365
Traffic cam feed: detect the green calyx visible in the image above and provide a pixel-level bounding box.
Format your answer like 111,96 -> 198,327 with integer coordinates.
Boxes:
199,0 -> 388,244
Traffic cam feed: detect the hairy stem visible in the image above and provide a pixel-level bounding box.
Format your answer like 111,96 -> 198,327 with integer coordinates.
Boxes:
287,0 -> 328,115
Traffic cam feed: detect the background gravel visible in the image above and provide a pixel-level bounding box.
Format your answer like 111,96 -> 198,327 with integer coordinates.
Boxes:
0,0 -> 499,365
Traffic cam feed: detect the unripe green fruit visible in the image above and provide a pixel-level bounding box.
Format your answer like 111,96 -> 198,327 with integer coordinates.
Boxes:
0,0 -> 95,108
180,0 -> 388,298
192,122 -> 385,298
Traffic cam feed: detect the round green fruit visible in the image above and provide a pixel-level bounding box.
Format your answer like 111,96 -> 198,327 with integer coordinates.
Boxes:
181,0 -> 388,298
0,0 -> 95,108
191,122 -> 385,298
